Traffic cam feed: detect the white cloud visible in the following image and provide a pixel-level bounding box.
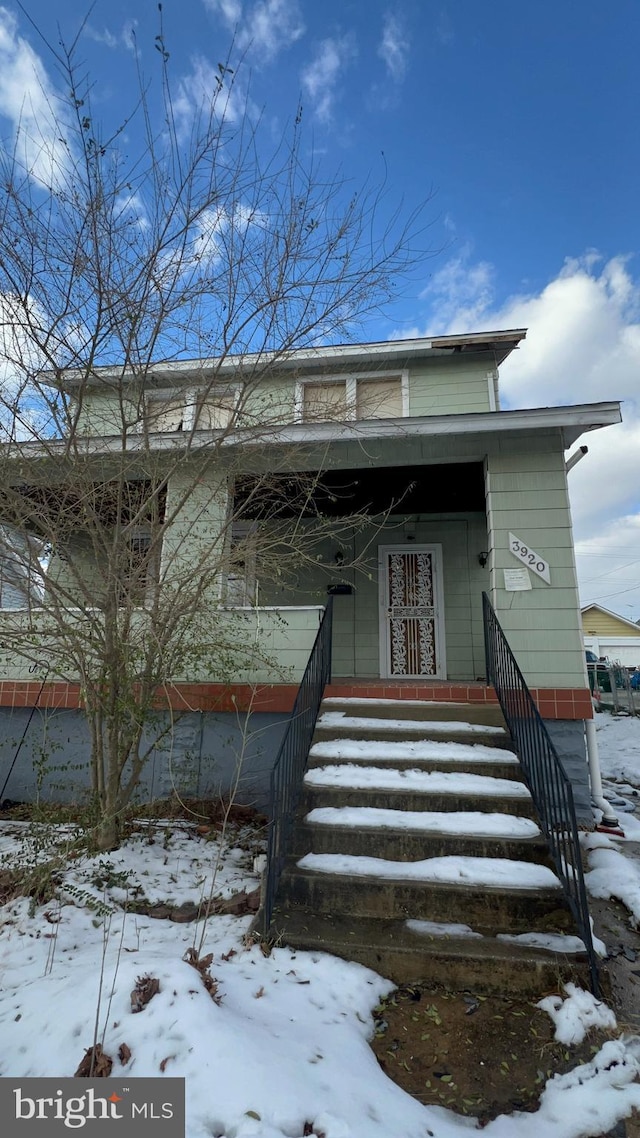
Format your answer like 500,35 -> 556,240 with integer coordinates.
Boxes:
0,7 -> 70,187
407,249 -> 640,615
205,0 -> 304,61
378,11 -> 409,83
301,36 -> 356,124
85,22 -> 138,54
419,249 -> 495,333
204,0 -> 243,25
173,54 -> 251,135
85,25 -> 119,50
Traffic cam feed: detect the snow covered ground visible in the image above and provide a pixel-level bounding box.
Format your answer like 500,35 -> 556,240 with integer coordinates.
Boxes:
0,710 -> 640,1137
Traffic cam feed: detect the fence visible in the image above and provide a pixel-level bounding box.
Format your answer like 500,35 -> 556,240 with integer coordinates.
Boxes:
589,663 -> 640,716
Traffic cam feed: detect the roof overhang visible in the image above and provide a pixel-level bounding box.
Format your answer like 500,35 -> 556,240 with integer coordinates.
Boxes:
1,401 -> 621,464
50,329 -> 528,391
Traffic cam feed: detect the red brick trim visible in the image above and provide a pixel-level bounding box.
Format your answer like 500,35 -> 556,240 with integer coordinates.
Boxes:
0,679 -> 594,719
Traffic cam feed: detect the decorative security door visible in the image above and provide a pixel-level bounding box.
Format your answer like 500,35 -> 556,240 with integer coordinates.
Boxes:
379,545 -> 445,679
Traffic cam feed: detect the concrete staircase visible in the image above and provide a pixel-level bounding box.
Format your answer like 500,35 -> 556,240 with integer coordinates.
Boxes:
268,697 -> 591,994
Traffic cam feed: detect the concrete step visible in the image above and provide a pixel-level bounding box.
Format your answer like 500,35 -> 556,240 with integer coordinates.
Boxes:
307,746 -> 522,781
269,909 -> 589,995
292,814 -> 552,865
300,780 -> 538,818
314,716 -> 513,750
279,862 -> 574,933
321,698 -> 506,728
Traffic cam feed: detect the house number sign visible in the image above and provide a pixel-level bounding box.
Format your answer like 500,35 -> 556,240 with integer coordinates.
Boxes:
508,533 -> 551,584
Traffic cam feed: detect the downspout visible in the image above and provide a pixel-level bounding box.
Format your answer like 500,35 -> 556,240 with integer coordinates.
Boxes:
487,370 -> 498,413
585,716 -> 623,832
564,443 -> 621,831
565,445 -> 589,472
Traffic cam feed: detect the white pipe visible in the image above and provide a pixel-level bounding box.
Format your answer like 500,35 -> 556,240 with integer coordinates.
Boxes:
585,717 -> 619,826
566,445 -> 588,472
487,370 -> 497,412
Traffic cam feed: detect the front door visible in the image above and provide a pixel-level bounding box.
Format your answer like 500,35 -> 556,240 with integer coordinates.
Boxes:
379,545 -> 446,679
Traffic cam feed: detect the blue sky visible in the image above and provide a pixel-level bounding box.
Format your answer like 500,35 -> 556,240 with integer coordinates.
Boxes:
0,0 -> 639,620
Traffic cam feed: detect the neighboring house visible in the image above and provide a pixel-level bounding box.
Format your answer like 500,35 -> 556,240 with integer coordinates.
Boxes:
582,603 -> 640,667
0,330 -> 622,813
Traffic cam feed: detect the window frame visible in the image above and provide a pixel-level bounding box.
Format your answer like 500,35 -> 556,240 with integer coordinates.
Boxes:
222,521 -> 259,608
294,369 -> 409,424
143,384 -> 241,433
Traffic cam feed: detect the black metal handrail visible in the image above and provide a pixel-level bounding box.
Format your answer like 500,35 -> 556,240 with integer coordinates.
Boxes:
261,595 -> 334,935
482,593 -> 599,994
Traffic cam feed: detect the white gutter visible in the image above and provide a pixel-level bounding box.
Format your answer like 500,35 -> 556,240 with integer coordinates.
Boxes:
3,401 -> 622,462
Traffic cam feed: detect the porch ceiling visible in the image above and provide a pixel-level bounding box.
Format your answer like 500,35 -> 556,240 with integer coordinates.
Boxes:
235,462 -> 485,518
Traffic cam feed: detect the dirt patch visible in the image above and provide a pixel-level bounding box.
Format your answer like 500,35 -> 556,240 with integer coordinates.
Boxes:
370,985 -> 615,1126
127,796 -> 268,831
1,796 -> 268,832
591,892 -> 640,1035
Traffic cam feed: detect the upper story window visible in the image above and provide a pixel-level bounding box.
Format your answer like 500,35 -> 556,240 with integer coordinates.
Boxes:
144,387 -> 239,432
297,371 -> 408,423
193,391 -> 238,430
145,398 -> 185,432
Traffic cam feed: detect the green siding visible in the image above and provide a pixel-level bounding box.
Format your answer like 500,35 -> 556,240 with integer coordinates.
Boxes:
258,512 -> 489,681
409,360 -> 492,416
75,351 -> 497,435
0,606 -> 323,684
486,438 -> 586,689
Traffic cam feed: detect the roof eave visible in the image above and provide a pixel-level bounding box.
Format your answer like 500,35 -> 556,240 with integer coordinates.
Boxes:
0,400 -> 621,462
50,329 -> 528,391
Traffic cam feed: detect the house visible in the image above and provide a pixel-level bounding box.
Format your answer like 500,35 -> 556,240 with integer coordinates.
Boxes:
582,603 -> 640,668
0,329 -> 622,816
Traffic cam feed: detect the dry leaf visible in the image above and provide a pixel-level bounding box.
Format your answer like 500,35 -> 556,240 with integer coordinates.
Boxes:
255,986 -> 265,998
183,947 -> 221,1003
131,975 -> 160,1013
118,1043 -> 132,1066
75,1044 -> 113,1078
159,1055 -> 175,1072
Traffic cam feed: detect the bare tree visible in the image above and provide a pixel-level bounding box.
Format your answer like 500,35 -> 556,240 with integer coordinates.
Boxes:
0,12 -> 426,849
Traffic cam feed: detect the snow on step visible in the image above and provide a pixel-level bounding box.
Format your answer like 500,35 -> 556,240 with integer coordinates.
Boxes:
305,806 -> 540,838
497,932 -> 589,955
323,698 -> 482,709
309,739 -> 517,764
318,711 -> 505,735
406,919 -> 483,939
297,852 -> 560,889
405,922 -> 590,955
304,764 -> 531,798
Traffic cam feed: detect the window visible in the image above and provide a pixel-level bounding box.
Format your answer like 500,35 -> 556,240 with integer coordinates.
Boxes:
224,523 -> 257,606
193,391 -> 237,430
298,372 -> 407,423
118,527 -> 159,605
146,397 -> 185,432
356,378 -> 404,419
302,382 -> 349,422
144,388 -> 239,432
